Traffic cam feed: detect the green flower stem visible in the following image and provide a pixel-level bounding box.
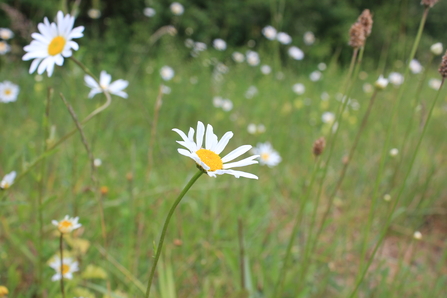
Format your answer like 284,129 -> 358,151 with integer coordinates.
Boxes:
144,170 -> 203,298
358,5 -> 430,273
348,78 -> 444,298
272,157 -> 322,298
59,233 -> 66,298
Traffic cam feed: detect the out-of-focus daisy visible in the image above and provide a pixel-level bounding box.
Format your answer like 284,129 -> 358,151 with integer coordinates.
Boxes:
257,124 -> 266,133
213,96 -> 223,108
216,63 -> 228,74
221,99 -> 233,111
277,32 -> 292,45
22,11 -> 84,77
184,38 -> 194,48
318,62 -> 327,71
409,59 -> 423,74
246,51 -> 260,66
310,70 -> 322,81
52,215 -> 82,234
288,46 -> 304,60
245,85 -> 258,99
0,286 -> 8,297
87,8 -> 101,19
429,78 -> 442,90
322,112 -> 335,123
0,171 -> 16,189
292,83 -> 305,95
161,85 -> 171,94
430,42 -> 443,56
0,28 -> 14,40
84,71 -> 128,99
388,72 -> 404,86
94,158 -> 102,167
194,42 -> 207,52
0,41 -> 11,55
170,2 -> 184,15
303,31 -> 315,45
252,142 -> 281,167
232,52 -> 245,63
389,148 -> 399,157
213,39 -> 226,51
261,65 -> 271,75
247,123 -> 257,134
160,66 -> 175,81
49,257 -> 79,281
143,7 -> 156,17
363,83 -> 373,93
374,75 -> 388,90
173,121 -> 259,179
262,25 -> 277,40
321,92 -> 330,101
276,72 -> 285,80
0,81 -> 19,103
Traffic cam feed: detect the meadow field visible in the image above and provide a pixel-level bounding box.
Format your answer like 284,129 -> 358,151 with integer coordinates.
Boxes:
1,1 -> 447,297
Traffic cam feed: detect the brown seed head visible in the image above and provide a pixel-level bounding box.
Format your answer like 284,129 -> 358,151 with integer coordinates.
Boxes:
349,22 -> 365,49
358,9 -> 373,37
438,50 -> 447,79
421,0 -> 439,8
313,137 -> 326,157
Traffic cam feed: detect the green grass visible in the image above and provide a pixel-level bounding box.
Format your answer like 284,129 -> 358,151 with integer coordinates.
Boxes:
1,23 -> 447,298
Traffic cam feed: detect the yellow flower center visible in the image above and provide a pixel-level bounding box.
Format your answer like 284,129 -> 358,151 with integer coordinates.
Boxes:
0,285 -> 9,296
261,153 -> 270,161
61,264 -> 70,274
48,36 -> 66,56
58,220 -> 73,232
1,182 -> 9,189
196,149 -> 223,171
4,89 -> 11,95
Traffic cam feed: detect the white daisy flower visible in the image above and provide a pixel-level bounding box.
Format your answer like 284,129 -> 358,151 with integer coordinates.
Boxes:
22,11 -> 84,77
292,83 -> 305,95
93,158 -> 102,167
0,28 -> 14,40
160,66 -> 175,81
322,112 -> 335,124
232,51 -> 245,63
49,257 -> 79,281
173,121 -> 259,179
309,70 -> 322,81
161,85 -> 171,94
221,99 -> 233,111
213,96 -> 223,108
374,75 -> 389,90
245,86 -> 258,99
194,42 -> 207,52
288,46 -> 304,60
277,32 -> 292,45
388,72 -> 404,86
409,59 -> 423,74
389,148 -> 399,157
246,51 -> 260,66
0,41 -> 11,55
0,81 -> 19,103
430,42 -> 443,56
260,65 -> 271,75
170,2 -> 184,15
213,38 -> 227,51
84,70 -> 129,99
87,9 -> 101,19
363,83 -> 373,93
51,215 -> 82,234
0,171 -> 16,189
318,63 -> 327,71
252,142 -> 281,167
303,31 -> 315,45
429,78 -> 442,90
247,123 -> 257,134
143,7 -> 156,17
262,25 -> 277,40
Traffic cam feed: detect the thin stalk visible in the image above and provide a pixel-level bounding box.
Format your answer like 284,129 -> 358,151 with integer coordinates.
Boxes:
348,78 -> 444,298
238,218 -> 246,290
358,5 -> 430,273
272,157 -> 322,298
147,85 -> 163,177
59,233 -> 66,298
144,170 -> 203,298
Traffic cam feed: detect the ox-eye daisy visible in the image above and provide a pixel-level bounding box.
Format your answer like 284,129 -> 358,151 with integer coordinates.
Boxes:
22,11 -> 84,77
52,215 -> 82,234
0,81 -> 19,103
84,71 -> 129,98
173,121 -> 259,179
0,171 -> 16,189
252,142 -> 282,167
49,257 -> 79,281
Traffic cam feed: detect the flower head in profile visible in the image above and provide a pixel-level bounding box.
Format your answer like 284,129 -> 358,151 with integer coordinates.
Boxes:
232,52 -> 245,63
52,215 -> 82,234
173,121 -> 259,179
0,171 -> 16,189
22,11 -> 84,76
409,59 -> 423,74
0,28 -> 14,40
252,142 -> 281,167
262,25 -> 277,40
388,72 -> 404,86
213,38 -> 227,51
84,71 -> 129,98
0,41 -> 10,55
170,2 -> 184,15
246,51 -> 260,66
292,83 -> 305,95
49,257 -> 79,281
288,46 -> 304,60
303,31 -> 315,45
143,7 -> 156,17
277,32 -> 292,45
374,75 -> 389,90
431,42 -> 443,56
0,81 -> 19,103
160,66 -> 175,81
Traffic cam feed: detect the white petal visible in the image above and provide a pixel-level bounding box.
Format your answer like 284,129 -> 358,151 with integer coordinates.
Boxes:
213,131 -> 233,154
100,71 -> 112,87
29,58 -> 42,74
196,121 -> 205,149
178,148 -> 193,157
84,75 -> 99,89
108,79 -> 128,92
205,124 -> 218,150
113,91 -> 128,98
54,54 -> 64,66
221,145 -> 252,163
216,169 -> 258,179
88,89 -> 101,98
223,155 -> 259,169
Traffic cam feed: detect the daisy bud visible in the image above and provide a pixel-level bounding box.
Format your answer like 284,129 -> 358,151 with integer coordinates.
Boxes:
413,231 -> 422,240
438,50 -> 447,79
374,75 -> 388,90
430,42 -> 443,56
313,137 -> 326,157
349,22 -> 365,49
